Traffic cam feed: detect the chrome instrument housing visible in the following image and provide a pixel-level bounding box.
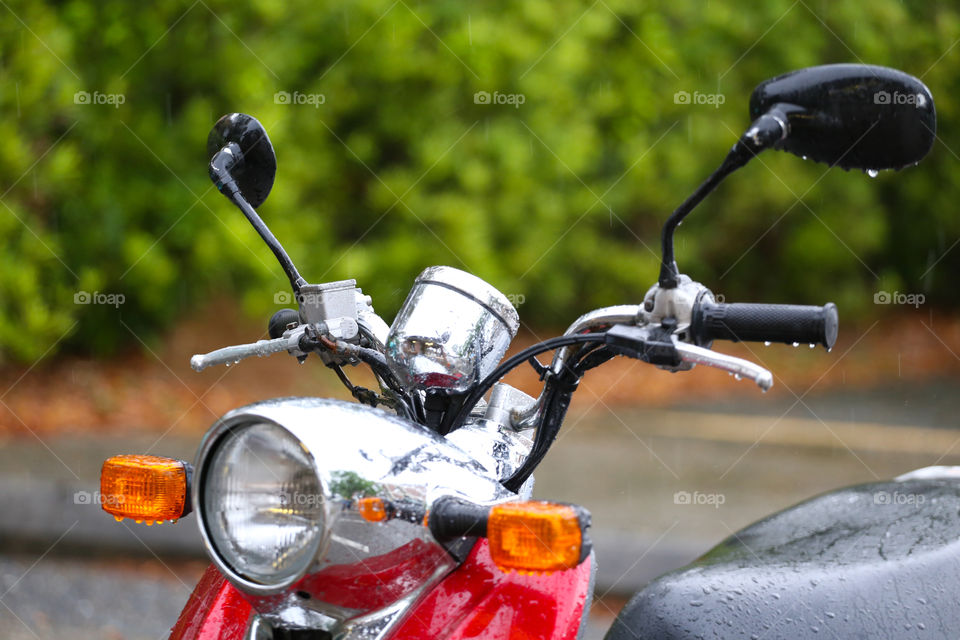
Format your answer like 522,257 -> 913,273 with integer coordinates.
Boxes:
386,266 -> 519,393
193,397 -> 515,634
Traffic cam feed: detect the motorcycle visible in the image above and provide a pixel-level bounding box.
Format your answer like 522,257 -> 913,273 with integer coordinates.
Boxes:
97,63 -> 942,639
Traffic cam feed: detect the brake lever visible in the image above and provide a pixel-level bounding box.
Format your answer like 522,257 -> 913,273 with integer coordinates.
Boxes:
604,324 -> 773,392
673,341 -> 773,391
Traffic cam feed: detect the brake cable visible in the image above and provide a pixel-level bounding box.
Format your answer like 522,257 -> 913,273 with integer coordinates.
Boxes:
445,332 -> 608,435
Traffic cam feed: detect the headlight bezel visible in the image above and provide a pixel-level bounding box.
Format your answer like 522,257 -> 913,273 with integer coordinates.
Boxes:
195,418 -> 329,595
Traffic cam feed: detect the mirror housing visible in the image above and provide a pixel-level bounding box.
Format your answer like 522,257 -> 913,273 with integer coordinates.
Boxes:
207,113 -> 277,209
750,64 -> 936,171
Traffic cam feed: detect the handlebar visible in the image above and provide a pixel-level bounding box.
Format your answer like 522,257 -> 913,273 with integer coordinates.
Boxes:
691,301 -> 838,350
190,333 -> 302,372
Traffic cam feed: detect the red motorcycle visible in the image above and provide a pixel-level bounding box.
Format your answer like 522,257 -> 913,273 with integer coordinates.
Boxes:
99,63 -> 941,639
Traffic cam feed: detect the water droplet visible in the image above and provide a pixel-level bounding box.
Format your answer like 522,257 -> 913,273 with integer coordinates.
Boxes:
114,515 -> 124,522
808,343 -> 815,349
866,169 -> 879,178
734,374 -> 742,380
764,341 -> 771,346
689,600 -> 704,607
792,342 -> 800,347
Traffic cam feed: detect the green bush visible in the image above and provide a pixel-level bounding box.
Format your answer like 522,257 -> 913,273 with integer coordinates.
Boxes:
1,0 -> 958,361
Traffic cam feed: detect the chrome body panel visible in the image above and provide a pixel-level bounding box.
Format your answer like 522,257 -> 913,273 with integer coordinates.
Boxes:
445,418 -> 534,482
194,397 -> 516,635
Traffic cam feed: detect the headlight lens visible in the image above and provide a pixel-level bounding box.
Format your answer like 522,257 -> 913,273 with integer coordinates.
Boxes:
203,421 -> 325,585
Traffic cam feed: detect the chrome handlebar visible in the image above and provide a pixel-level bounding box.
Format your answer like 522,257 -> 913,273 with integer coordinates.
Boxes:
513,295 -> 774,430
190,330 -> 305,372
190,277 -> 774,397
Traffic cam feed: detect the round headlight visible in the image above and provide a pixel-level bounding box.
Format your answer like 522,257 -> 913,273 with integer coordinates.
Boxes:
202,421 -> 325,586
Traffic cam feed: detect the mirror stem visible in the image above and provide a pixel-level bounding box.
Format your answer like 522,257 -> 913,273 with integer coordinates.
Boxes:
658,151 -> 747,288
211,149 -> 307,294
658,107 -> 791,288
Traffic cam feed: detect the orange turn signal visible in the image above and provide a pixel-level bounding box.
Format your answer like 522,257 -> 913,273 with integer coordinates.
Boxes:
487,501 -> 586,572
357,497 -> 388,522
100,455 -> 190,524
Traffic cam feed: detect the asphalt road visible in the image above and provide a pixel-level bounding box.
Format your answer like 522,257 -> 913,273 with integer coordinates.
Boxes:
0,554 -> 204,640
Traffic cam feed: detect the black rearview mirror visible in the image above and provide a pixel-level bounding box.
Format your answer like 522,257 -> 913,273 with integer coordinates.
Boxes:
207,113 -> 305,293
206,113 -> 277,209
750,64 -> 936,171
658,63 -> 936,289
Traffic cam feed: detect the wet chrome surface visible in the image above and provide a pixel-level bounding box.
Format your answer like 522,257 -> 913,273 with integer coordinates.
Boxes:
385,266 -> 519,393
194,397 -> 516,636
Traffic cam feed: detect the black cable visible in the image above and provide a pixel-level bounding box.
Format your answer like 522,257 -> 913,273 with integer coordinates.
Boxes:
446,333 -> 608,434
330,362 -> 355,392
352,347 -> 424,417
319,341 -> 421,418
411,390 -> 427,423
503,341 -> 624,492
503,375 -> 577,492
575,345 -> 617,373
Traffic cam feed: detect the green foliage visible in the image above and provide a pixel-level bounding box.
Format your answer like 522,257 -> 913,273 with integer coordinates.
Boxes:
1,0 -> 959,361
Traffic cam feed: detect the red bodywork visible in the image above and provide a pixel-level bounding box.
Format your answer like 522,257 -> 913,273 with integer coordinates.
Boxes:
169,539 -> 593,639
168,563 -> 253,639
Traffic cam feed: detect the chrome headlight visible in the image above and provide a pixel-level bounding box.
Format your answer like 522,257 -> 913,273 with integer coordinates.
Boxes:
195,397 -> 517,629
201,421 -> 325,587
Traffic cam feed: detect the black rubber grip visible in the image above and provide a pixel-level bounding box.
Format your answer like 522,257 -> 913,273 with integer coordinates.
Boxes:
692,301 -> 838,350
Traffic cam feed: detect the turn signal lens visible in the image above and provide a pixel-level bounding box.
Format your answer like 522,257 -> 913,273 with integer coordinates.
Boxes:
487,501 -> 583,572
357,497 -> 388,522
100,455 -> 189,523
